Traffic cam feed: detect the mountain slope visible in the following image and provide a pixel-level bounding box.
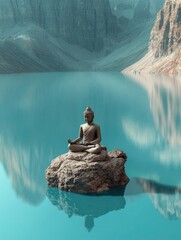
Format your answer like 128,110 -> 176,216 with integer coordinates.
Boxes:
0,24 -> 92,73
0,0 -> 164,73
0,0 -> 118,52
123,0 -> 181,75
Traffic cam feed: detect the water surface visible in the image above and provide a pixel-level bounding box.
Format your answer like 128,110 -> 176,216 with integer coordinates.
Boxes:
0,72 -> 181,240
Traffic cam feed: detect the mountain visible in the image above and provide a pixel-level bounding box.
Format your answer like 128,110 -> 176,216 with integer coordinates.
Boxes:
109,0 -> 164,20
0,24 -> 91,73
0,0 -> 164,73
122,0 -> 181,75
0,0 -> 118,73
1,0 -> 118,52
95,0 -> 164,71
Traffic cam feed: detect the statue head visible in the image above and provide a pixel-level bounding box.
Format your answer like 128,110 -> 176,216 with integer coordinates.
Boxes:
84,215 -> 94,232
83,106 -> 94,124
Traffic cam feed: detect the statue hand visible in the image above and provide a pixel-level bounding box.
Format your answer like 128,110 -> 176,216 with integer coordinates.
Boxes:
68,139 -> 73,144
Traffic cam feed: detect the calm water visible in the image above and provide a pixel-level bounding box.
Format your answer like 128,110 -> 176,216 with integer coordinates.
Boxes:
0,72 -> 181,240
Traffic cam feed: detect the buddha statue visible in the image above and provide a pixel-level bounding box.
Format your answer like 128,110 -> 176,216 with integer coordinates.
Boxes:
68,107 -> 102,154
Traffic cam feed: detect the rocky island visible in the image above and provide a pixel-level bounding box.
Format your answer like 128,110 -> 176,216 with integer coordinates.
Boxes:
46,107 -> 129,193
45,149 -> 129,193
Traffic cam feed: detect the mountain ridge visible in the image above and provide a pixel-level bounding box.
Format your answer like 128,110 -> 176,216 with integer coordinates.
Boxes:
0,0 -> 164,73
122,0 -> 181,75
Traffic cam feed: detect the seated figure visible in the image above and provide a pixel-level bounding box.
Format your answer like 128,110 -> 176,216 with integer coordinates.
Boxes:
68,107 -> 102,154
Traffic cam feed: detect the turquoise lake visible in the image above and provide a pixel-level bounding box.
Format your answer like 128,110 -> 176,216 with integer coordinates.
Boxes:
0,72 -> 181,240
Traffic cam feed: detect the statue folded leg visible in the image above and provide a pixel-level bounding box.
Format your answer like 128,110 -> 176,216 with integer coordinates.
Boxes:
68,143 -> 101,154
86,144 -> 101,154
68,144 -> 89,152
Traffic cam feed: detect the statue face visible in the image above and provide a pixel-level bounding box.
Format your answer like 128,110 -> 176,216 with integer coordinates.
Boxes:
84,113 -> 94,124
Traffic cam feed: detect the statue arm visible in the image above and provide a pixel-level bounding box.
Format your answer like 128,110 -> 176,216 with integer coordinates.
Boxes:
68,126 -> 83,144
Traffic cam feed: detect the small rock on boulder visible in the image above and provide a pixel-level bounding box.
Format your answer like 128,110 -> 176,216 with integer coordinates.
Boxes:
45,149 -> 129,193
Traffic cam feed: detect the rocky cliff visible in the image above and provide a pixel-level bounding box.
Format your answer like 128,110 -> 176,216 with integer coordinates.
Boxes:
123,0 -> 181,75
0,0 -> 121,73
150,0 -> 181,58
0,0 -> 164,73
0,0 -> 118,52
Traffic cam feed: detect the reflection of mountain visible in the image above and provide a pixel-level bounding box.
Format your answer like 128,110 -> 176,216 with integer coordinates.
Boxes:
151,193 -> 181,220
134,178 -> 181,195
0,135 -> 48,205
122,118 -> 157,148
0,75 -> 62,205
47,186 -> 126,232
122,74 -> 181,166
47,178 -> 181,230
123,0 -> 181,75
136,178 -> 181,220
0,78 -> 57,205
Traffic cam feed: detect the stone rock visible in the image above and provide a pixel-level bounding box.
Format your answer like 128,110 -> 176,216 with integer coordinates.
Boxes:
150,0 -> 181,59
108,149 -> 127,159
45,149 -> 129,193
123,0 -> 181,75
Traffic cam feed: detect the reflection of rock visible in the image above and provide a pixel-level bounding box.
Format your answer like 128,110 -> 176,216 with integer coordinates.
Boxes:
123,0 -> 181,75
46,150 -> 129,193
47,185 -> 126,231
136,178 -> 181,220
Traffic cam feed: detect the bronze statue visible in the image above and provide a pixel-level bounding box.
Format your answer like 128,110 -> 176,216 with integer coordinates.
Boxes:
68,107 -> 102,154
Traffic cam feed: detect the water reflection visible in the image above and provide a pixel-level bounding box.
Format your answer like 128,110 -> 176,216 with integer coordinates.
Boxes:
123,74 -> 181,166
0,71 -> 181,215
0,72 -> 142,205
47,186 -> 126,232
123,178 -> 181,221
134,178 -> 181,195
0,135 -> 49,205
122,118 -> 157,148
133,178 -> 181,220
47,178 -> 181,231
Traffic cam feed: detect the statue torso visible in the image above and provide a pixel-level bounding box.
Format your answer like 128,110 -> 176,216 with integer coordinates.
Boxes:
81,123 -> 100,144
